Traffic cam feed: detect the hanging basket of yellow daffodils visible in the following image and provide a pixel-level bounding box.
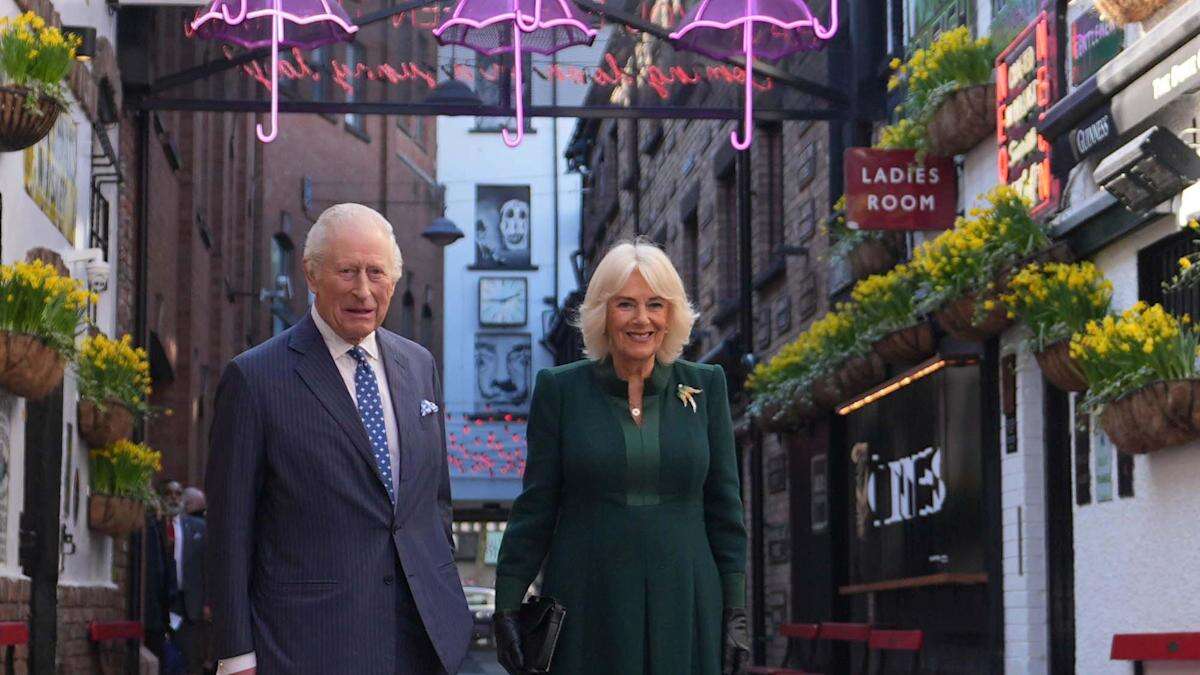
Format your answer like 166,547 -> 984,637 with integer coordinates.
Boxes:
75,334 -> 157,447
89,439 -> 161,536
1070,302 -> 1200,454
1093,0 -> 1172,26
911,186 -> 1053,341
1001,262 -> 1112,392
0,13 -> 80,151
885,27 -> 998,157
0,259 -> 95,400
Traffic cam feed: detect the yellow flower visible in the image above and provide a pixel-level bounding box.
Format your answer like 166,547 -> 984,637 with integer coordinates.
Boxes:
1181,257 -> 1193,270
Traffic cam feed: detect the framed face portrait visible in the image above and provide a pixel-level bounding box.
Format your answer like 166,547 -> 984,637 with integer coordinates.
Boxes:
474,185 -> 532,269
474,333 -> 533,412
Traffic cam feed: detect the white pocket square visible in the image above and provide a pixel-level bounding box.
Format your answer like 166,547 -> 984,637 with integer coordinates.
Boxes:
420,399 -> 439,417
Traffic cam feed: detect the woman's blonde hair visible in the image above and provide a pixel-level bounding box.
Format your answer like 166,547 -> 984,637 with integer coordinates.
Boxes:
574,239 -> 698,363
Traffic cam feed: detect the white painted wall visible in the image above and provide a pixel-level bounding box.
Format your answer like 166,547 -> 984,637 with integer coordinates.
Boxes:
0,0 -> 121,585
1071,213 -> 1200,675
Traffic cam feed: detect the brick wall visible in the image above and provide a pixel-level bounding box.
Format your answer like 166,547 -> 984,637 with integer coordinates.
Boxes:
0,537 -> 128,673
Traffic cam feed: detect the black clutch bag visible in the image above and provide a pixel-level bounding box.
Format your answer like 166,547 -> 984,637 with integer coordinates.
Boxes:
517,596 -> 566,674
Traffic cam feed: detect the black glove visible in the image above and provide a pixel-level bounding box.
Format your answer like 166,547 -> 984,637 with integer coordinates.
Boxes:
494,610 -> 526,675
722,608 -> 751,675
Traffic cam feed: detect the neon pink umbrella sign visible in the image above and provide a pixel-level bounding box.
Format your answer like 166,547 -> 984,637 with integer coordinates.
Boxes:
435,0 -> 597,147
670,0 -> 837,149
191,0 -> 359,142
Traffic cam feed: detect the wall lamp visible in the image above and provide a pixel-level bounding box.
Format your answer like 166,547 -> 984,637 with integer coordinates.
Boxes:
62,26 -> 97,61
1095,126 -> 1200,212
836,353 -> 980,416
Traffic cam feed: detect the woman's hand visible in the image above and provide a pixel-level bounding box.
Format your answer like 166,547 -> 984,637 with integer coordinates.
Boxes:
722,608 -> 750,675
493,610 -> 526,675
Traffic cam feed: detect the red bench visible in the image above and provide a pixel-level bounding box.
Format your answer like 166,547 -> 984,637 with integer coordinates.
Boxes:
1112,632 -> 1200,674
0,622 -> 28,675
748,622 -> 872,674
749,623 -> 925,675
868,629 -> 924,673
746,623 -> 819,674
88,621 -> 143,675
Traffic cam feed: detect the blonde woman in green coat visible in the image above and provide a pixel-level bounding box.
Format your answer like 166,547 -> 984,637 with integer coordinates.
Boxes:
493,240 -> 750,675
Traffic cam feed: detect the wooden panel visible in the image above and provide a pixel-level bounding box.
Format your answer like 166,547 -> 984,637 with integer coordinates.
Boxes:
838,572 -> 988,595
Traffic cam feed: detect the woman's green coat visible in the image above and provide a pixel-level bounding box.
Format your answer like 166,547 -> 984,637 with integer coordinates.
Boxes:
495,358 -> 748,675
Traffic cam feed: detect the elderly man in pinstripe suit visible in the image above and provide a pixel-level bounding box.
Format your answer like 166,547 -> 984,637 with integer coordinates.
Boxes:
207,203 -> 472,675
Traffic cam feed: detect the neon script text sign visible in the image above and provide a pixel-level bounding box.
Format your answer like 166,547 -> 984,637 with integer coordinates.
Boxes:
234,48 -> 775,102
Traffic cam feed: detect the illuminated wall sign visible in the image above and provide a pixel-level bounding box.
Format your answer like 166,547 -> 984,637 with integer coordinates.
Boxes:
843,148 -> 957,230
858,445 -> 947,530
996,11 -> 1060,217
1070,7 -> 1123,88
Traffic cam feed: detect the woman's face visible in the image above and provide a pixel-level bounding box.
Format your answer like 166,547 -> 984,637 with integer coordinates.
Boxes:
605,269 -> 670,365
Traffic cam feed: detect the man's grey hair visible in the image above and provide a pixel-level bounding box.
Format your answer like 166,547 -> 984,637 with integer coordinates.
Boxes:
303,203 -> 404,279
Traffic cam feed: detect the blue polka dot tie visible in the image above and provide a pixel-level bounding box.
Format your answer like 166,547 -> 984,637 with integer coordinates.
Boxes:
348,347 -> 396,503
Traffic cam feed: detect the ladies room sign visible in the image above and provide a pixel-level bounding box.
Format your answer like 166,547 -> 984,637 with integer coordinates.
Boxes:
843,148 -> 958,230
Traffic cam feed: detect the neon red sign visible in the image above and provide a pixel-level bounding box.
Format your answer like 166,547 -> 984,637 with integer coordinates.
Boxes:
234,47 -> 775,101
995,11 -> 1060,217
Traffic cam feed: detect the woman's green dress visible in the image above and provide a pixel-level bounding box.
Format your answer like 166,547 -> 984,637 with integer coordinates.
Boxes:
495,358 -> 748,675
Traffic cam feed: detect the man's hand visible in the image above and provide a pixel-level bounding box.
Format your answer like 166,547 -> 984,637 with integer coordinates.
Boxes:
203,605 -> 213,622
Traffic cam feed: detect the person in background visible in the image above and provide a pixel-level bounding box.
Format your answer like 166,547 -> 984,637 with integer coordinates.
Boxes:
144,490 -> 176,673
492,239 -> 750,675
183,486 -> 207,519
162,481 -> 208,674
182,486 -> 215,674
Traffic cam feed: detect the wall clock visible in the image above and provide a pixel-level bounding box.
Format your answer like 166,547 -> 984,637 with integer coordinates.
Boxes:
479,277 -> 528,327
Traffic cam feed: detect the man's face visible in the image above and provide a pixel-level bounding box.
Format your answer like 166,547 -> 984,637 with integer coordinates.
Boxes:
305,222 -> 398,344
162,482 -> 184,516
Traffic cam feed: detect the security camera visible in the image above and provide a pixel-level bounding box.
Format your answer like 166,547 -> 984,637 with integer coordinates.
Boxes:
58,247 -> 107,295
85,259 -> 111,293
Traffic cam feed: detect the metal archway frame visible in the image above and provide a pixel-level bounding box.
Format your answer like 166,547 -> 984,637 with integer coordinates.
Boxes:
137,0 -> 850,120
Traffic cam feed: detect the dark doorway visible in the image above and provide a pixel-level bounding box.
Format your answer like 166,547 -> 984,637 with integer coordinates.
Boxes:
1043,380 -> 1076,674
20,387 -> 65,673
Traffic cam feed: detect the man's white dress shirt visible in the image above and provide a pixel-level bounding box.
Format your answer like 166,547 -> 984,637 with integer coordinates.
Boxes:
217,308 -> 400,674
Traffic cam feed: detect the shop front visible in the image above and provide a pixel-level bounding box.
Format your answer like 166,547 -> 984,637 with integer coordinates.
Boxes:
1033,2 -> 1200,671
835,348 -> 1003,674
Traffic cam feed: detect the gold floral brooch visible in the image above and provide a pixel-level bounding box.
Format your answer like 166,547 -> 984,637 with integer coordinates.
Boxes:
677,384 -> 702,412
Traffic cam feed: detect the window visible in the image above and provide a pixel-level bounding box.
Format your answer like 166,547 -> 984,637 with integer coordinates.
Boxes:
473,51 -> 533,133
1138,230 -> 1200,320
311,46 -> 329,103
89,184 -> 110,260
763,125 -> 784,261
344,42 -> 367,137
684,208 -> 700,304
718,166 -> 740,304
270,231 -> 294,336
420,304 -> 433,347
905,0 -> 972,49
400,290 -> 416,337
